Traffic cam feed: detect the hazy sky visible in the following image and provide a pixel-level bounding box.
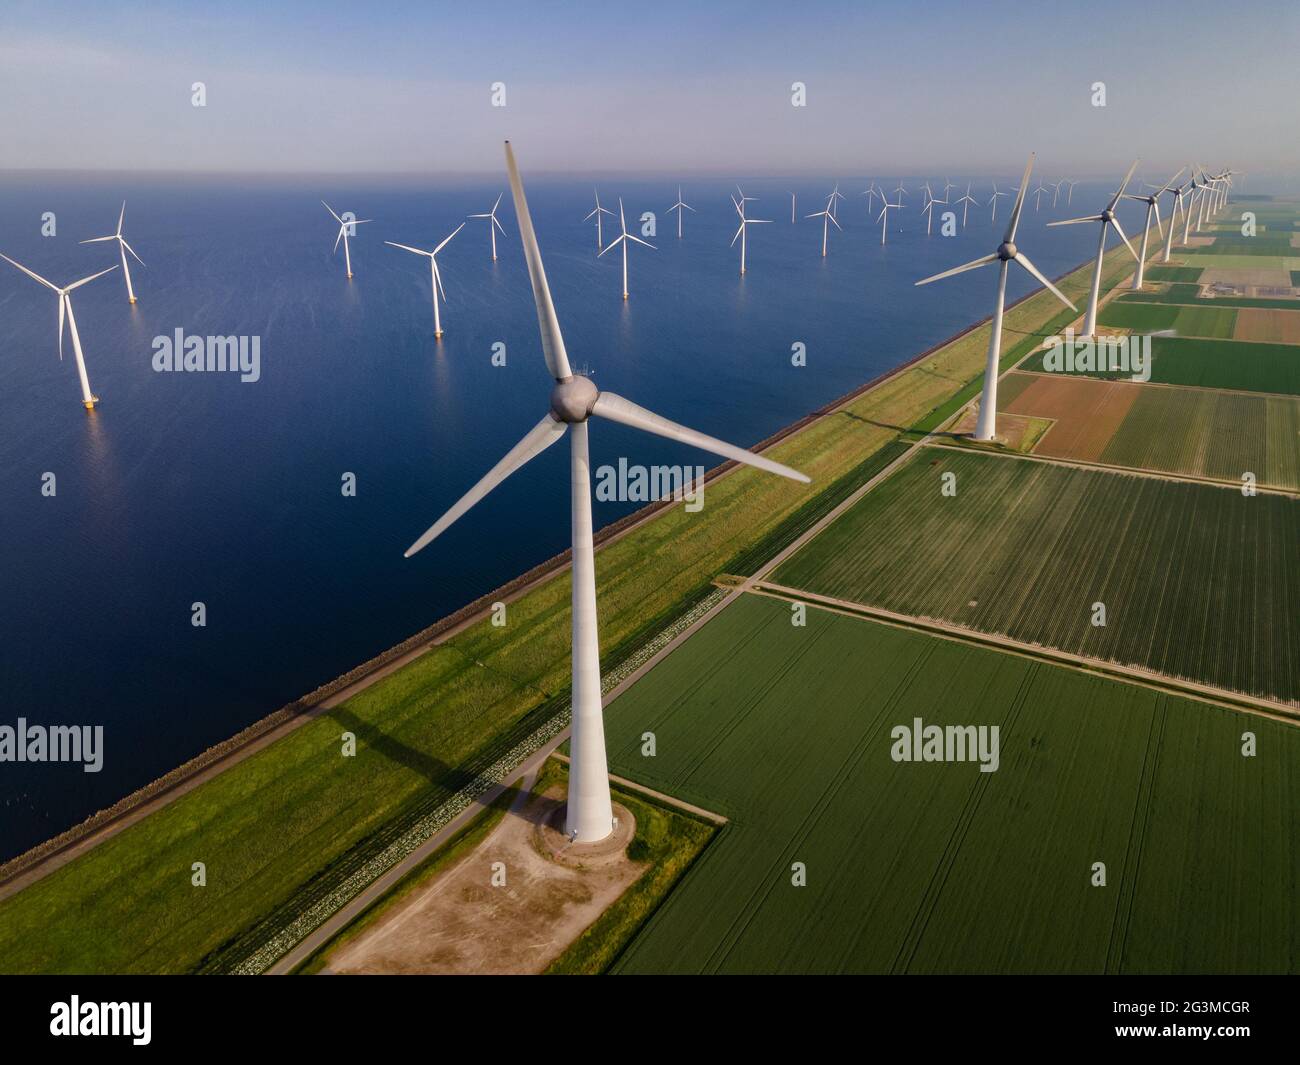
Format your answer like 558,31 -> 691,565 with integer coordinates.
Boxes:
3,0 -> 1298,180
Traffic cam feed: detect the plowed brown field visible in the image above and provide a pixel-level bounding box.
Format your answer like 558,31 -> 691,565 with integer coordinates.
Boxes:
1234,308 -> 1300,344
1000,372 -> 1139,460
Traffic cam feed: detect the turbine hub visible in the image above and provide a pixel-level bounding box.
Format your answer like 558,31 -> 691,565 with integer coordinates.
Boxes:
1102,208 -> 1116,222
997,241 -> 1017,261
550,374 -> 599,423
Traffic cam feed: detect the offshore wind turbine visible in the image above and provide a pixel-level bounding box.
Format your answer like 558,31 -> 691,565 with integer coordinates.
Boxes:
0,254 -> 117,410
731,195 -> 771,274
80,202 -> 144,303
322,201 -> 372,279
921,189 -> 947,235
599,198 -> 655,299
862,182 -> 882,214
915,154 -> 1076,442
893,181 -> 908,203
1048,159 -> 1140,336
805,196 -> 842,256
468,193 -> 508,261
667,187 -> 695,238
584,191 -> 615,249
988,182 -> 1009,224
385,224 -> 464,339
876,194 -> 902,246
403,141 -> 810,844
1125,166 -> 1184,288
790,191 -> 797,224
955,183 -> 978,227
1031,182 -> 1048,211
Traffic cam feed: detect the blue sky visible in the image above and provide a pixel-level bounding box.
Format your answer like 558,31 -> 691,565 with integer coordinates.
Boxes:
3,0 -> 1297,179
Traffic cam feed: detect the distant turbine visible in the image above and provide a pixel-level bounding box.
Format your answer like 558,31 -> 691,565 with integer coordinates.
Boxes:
79,201 -> 144,304
1050,180 -> 1062,208
805,196 -> 842,256
401,141 -> 810,844
1066,179 -> 1077,206
789,191 -> 796,224
893,181 -> 908,203
988,182 -> 1010,224
468,193 -> 508,261
730,194 -> 771,274
955,183 -> 978,227
385,224 -> 465,340
599,198 -> 655,300
1048,159 -> 1141,336
1031,182 -> 1048,211
942,177 -> 957,200
667,186 -> 696,238
915,153 -> 1076,442
0,254 -> 118,410
921,190 -> 948,235
875,195 -> 902,246
584,190 -> 615,249
828,183 -> 845,220
322,201 -> 372,279
1161,176 -> 1193,261
862,182 -> 881,214
1124,166 -> 1184,288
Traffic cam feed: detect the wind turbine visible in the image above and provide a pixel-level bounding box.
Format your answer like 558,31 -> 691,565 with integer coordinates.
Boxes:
828,183 -> 845,220
731,195 -> 771,274
584,191 -> 615,250
988,182 -> 1010,224
468,193 -> 508,261
862,182 -> 881,214
667,187 -> 695,239
914,154 -> 1076,442
893,181 -> 908,203
789,191 -> 797,224
385,224 -> 464,339
1032,182 -> 1049,211
876,194 -> 902,246
599,198 -> 655,300
955,183 -> 978,227
1160,177 -> 1193,262
805,196 -> 842,256
79,201 -> 144,303
1125,166 -> 1184,288
322,201 -> 372,279
0,254 -> 117,410
921,189 -> 948,235
1048,159 -> 1140,336
402,141 -> 810,844
942,177 -> 957,201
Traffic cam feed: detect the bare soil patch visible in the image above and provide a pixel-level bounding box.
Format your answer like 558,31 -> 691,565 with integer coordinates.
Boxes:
327,789 -> 644,974
1001,372 -> 1140,461
1234,308 -> 1300,344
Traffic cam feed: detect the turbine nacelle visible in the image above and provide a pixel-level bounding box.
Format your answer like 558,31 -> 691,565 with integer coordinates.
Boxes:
997,241 -> 1017,261
549,374 -> 599,423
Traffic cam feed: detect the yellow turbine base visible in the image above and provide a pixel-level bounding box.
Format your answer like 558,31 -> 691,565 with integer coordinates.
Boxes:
435,331 -> 443,339
83,397 -> 98,411
129,297 -> 138,304
622,293 -> 628,300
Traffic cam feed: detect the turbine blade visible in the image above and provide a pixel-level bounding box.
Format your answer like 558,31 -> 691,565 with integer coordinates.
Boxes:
385,240 -> 432,256
828,213 -> 843,231
334,226 -> 344,254
0,253 -> 60,292
79,236 -> 116,244
598,235 -> 624,257
1013,253 -> 1076,311
117,201 -> 126,235
1107,159 -> 1140,210
65,265 -> 118,291
1109,217 -> 1138,259
1005,152 -> 1035,243
121,239 -> 146,266
433,222 -> 464,255
434,260 -> 447,302
505,141 -> 573,380
1047,215 -> 1103,227
627,235 -> 656,249
591,392 -> 810,484
915,253 -> 998,286
404,415 -> 568,557
321,200 -> 344,224
731,223 -> 744,247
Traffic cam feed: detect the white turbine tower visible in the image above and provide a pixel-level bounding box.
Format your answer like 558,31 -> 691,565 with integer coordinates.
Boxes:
667,187 -> 695,238
921,188 -> 948,236
730,194 -> 771,274
1047,160 -> 1141,336
893,181 -> 908,203
80,201 -> 144,304
875,194 -> 902,246
805,196 -> 842,256
955,183 -> 978,227
385,224 -> 464,340
1124,166 -> 1185,288
862,182 -> 882,214
599,198 -> 655,300
468,193 -> 508,261
403,142 -> 810,843
789,191 -> 797,224
0,254 -> 117,410
584,191 -> 615,250
322,201 -> 372,279
915,154 -> 1076,442
988,182 -> 1010,224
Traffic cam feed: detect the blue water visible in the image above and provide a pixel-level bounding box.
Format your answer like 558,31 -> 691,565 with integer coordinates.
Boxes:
0,169 -> 1153,859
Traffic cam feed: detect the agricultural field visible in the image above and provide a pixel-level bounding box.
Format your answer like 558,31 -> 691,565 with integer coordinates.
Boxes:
601,594 -> 1298,973
772,448 -> 1300,705
1234,307 -> 1300,344
1020,335 -> 1300,395
998,372 -> 1300,490
1095,301 -> 1238,338
1120,287 -> 1300,311
1143,266 -> 1201,283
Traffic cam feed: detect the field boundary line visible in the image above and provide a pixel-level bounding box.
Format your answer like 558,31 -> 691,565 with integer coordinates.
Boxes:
917,437 -> 1300,498
550,754 -> 729,826
746,582 -> 1300,724
1009,367 -> 1300,403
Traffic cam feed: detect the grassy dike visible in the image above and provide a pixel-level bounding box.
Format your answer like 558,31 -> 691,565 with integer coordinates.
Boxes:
0,243 -> 1147,974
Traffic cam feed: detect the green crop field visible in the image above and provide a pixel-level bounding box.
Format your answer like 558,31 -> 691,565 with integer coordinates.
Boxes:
1096,302 -> 1237,338
1100,387 -> 1300,491
1021,335 -> 1300,394
1144,267 -> 1201,283
601,595 -> 1298,973
1120,289 -> 1300,312
773,449 -> 1300,704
